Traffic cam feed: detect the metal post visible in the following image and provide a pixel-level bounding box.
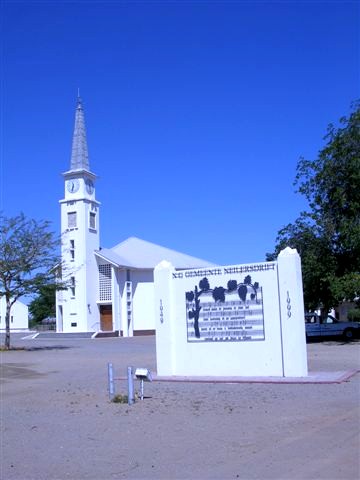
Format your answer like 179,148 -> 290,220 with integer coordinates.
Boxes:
108,363 -> 115,400
127,366 -> 135,405
140,379 -> 144,400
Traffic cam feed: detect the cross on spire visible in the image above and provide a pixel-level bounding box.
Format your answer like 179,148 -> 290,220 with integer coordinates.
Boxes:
70,95 -> 90,171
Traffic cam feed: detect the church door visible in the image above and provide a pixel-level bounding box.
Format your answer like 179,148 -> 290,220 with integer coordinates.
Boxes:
100,305 -> 113,331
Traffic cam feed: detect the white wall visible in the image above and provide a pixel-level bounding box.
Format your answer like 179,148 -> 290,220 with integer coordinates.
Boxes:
0,298 -> 29,331
116,269 -> 155,336
154,248 -> 308,378
277,248 -> 308,376
131,270 -> 155,332
112,267 -> 122,332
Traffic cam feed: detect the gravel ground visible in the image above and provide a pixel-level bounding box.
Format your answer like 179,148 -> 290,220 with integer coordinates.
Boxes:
1,334 -> 359,480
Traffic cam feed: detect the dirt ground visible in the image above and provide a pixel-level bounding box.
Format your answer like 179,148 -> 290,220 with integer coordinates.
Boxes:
0,335 -> 359,480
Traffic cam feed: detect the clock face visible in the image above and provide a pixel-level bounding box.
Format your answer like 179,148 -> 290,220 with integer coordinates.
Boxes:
67,179 -> 80,193
85,179 -> 95,194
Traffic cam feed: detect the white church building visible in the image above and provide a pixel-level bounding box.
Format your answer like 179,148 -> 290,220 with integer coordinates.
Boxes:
56,97 -> 215,336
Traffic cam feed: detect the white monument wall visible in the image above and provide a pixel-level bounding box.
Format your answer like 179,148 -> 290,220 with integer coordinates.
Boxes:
154,248 -> 308,378
132,270 -> 155,332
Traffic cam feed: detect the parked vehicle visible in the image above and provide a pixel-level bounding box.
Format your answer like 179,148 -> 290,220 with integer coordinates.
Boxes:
305,313 -> 360,340
41,316 -> 56,325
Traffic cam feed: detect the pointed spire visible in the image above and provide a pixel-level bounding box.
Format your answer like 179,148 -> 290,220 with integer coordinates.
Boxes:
70,94 -> 90,171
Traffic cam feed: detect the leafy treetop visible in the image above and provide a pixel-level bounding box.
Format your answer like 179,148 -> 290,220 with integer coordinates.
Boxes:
267,101 -> 360,313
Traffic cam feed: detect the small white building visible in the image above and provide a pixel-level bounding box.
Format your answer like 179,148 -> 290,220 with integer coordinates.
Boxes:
0,297 -> 29,332
56,97 -> 215,335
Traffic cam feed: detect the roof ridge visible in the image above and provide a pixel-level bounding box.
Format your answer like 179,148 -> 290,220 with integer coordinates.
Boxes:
110,236 -> 216,266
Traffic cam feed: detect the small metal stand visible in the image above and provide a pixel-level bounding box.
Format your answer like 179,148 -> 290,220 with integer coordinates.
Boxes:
107,363 -> 152,405
139,379 -> 145,401
134,368 -> 152,400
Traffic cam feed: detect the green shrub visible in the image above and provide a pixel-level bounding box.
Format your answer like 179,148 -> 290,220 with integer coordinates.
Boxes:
111,394 -> 128,404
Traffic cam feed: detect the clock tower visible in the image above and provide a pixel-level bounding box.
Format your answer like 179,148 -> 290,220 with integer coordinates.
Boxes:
56,96 -> 100,333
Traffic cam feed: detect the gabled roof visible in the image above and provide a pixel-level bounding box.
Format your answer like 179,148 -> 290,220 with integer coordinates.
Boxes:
95,248 -> 134,268
95,237 -> 217,269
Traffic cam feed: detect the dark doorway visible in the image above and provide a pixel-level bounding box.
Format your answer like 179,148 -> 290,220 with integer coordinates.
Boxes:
100,305 -> 113,331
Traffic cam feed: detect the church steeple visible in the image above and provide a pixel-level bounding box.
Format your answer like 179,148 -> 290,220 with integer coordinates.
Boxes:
70,95 -> 90,171
57,96 -> 100,334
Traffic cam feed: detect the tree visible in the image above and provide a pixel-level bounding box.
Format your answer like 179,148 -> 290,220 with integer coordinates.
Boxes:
28,284 -> 57,324
186,278 -> 210,338
267,102 -> 360,314
227,280 -> 237,292
0,213 -> 64,349
212,287 -> 226,302
238,285 -> 248,303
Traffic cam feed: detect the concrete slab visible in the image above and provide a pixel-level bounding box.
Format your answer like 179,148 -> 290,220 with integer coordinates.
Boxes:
152,369 -> 359,384
115,369 -> 359,384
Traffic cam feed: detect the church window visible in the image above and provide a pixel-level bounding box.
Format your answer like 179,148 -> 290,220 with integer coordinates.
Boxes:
99,264 -> 112,301
89,212 -> 96,230
70,276 -> 76,297
70,239 -> 75,260
68,212 -> 77,229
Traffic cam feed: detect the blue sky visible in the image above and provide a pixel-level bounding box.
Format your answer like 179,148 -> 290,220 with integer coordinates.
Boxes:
1,0 -> 359,265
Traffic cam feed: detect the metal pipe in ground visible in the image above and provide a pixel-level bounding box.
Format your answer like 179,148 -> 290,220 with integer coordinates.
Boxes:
108,363 -> 115,400
127,366 -> 135,405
